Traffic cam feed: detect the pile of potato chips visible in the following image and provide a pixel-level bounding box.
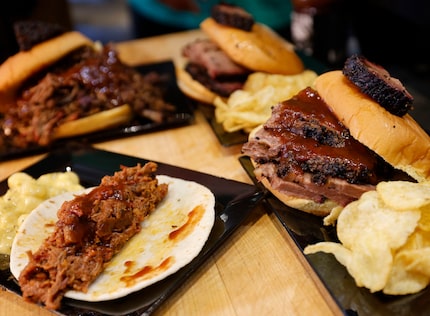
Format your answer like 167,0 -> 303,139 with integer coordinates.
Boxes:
214,70 -> 317,133
304,181 -> 430,295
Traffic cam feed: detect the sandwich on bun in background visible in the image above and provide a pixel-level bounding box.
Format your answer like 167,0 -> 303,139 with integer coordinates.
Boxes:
174,3 -> 305,104
242,54 -> 430,216
0,20 -> 176,153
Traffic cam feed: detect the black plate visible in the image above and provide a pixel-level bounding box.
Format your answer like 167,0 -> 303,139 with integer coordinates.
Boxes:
0,61 -> 195,161
239,156 -> 430,316
202,51 -> 330,147
0,145 -> 264,315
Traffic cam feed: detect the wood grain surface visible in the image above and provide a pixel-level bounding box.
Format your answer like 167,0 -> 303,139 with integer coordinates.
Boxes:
0,30 -> 342,316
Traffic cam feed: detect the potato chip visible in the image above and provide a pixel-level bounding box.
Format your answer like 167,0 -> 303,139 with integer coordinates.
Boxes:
304,187 -> 423,294
382,228 -> 430,294
383,251 -> 430,295
377,181 -> 430,211
337,191 -> 420,250
419,207 -> 430,231
214,70 -> 317,132
347,232 -> 393,292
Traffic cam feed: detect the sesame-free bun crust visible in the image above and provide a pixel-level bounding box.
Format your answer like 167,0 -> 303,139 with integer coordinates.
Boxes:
173,55 -> 218,104
200,18 -> 304,75
0,31 -> 92,104
315,70 -> 430,182
259,176 -> 339,216
53,104 -> 134,139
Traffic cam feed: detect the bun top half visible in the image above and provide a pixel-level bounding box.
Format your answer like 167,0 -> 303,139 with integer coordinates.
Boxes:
200,17 -> 304,75
0,31 -> 92,105
315,70 -> 430,182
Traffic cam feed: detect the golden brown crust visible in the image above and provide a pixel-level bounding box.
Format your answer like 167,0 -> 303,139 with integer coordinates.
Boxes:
259,176 -> 338,216
315,71 -> 430,182
200,18 -> 304,75
0,31 -> 92,104
53,104 -> 134,139
173,56 -> 219,104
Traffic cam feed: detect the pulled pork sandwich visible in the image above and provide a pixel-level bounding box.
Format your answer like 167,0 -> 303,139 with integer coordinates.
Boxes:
0,21 -> 176,152
242,55 -> 430,216
175,3 -> 304,104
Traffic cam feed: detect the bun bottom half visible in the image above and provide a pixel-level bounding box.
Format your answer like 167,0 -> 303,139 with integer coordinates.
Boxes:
53,104 -> 133,139
258,174 -> 340,217
173,57 -> 218,105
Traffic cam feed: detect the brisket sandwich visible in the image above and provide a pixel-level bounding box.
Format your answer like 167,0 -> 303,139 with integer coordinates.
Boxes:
175,3 -> 304,104
0,21 -> 175,152
242,55 -> 430,216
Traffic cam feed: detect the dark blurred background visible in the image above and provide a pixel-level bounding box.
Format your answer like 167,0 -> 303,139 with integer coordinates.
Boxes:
0,0 -> 429,128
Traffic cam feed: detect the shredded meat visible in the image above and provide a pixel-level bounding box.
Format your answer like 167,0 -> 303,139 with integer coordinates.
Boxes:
18,162 -> 168,310
0,44 -> 176,151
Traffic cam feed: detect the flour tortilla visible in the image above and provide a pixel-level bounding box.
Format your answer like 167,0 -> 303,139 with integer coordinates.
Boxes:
10,175 -> 215,302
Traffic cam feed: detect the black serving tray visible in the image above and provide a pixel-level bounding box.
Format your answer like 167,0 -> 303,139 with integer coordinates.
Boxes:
239,155 -> 430,316
0,61 -> 195,161
0,145 -> 264,315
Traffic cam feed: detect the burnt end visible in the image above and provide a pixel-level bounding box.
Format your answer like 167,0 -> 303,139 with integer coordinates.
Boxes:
211,3 -> 254,31
14,20 -> 66,51
343,54 -> 414,116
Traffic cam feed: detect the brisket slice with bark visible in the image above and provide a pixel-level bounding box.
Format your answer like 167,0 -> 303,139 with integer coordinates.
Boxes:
18,162 -> 168,310
242,87 -> 400,207
182,38 -> 250,97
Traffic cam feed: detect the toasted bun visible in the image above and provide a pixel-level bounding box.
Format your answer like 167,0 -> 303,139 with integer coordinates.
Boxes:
259,176 -> 339,216
53,104 -> 134,139
315,71 -> 430,182
0,31 -> 93,104
173,56 -> 219,104
248,125 -> 338,216
200,18 -> 304,75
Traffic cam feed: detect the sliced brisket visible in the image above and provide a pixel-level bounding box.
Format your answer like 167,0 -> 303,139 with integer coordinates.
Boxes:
242,87 -> 399,206
182,38 -> 250,98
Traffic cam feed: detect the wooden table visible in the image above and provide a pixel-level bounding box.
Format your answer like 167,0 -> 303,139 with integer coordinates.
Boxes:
0,30 -> 342,316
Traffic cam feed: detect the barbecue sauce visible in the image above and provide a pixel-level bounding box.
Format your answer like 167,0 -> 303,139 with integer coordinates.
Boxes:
266,87 -> 380,184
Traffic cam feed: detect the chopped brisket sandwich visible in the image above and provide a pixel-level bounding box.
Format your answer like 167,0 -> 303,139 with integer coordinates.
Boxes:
242,55 -> 430,216
10,162 -> 216,310
0,21 -> 176,152
175,3 -> 304,104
